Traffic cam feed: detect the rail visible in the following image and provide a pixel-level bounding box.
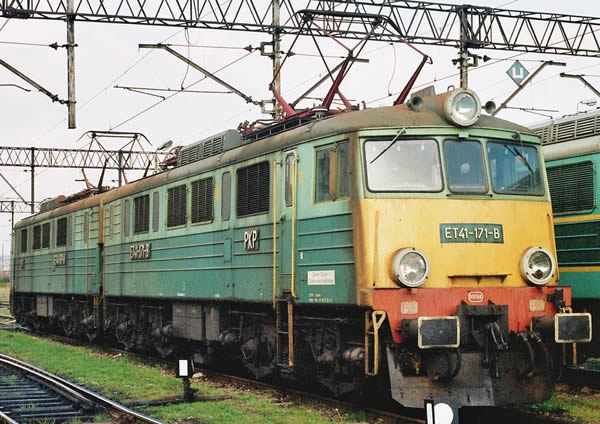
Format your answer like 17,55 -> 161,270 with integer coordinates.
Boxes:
0,354 -> 167,424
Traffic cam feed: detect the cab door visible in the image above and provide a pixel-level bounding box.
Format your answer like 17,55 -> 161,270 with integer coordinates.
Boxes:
277,150 -> 298,298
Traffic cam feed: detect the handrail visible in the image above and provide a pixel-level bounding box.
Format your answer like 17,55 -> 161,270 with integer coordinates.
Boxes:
291,157 -> 298,299
272,160 -> 278,309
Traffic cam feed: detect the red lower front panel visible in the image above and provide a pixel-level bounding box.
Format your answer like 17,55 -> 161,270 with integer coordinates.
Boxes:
373,286 -> 571,344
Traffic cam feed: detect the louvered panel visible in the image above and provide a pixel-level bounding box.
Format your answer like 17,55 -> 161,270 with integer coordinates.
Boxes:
178,130 -> 239,166
547,161 -> 595,215
236,162 -> 270,217
191,177 -> 214,223
551,125 -> 559,143
556,121 -> 576,142
134,195 -> 150,233
202,137 -> 224,158
179,145 -> 201,164
535,112 -> 600,144
575,116 -> 597,138
532,127 -> 547,143
168,185 -> 187,227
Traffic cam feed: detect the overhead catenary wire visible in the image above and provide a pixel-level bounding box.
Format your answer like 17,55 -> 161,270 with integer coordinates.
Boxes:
26,0 -> 235,148
110,49 -> 257,131
0,0 -> 236,199
0,40 -> 55,47
366,23 -> 600,106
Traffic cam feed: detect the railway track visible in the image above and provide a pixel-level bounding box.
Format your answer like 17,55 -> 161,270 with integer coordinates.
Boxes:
0,354 -> 167,424
2,329 -> 429,424
0,327 -> 576,424
0,366 -> 97,423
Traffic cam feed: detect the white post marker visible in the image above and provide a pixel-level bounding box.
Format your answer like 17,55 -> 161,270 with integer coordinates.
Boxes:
176,358 -> 197,402
178,359 -> 189,377
425,397 -> 459,424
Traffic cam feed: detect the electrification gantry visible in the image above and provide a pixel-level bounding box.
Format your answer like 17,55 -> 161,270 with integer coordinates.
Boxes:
2,0 -> 599,56
2,0 -> 599,123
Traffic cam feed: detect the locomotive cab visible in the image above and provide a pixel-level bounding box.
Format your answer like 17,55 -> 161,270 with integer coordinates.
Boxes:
353,88 -> 592,407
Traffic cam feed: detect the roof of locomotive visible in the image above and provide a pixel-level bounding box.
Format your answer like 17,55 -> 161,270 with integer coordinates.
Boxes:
15,92 -> 535,229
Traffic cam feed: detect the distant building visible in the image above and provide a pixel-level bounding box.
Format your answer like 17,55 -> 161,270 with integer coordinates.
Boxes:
0,269 -> 10,283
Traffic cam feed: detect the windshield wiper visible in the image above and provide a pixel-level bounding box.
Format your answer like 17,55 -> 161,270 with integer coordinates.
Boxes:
369,127 -> 406,164
507,145 -> 535,176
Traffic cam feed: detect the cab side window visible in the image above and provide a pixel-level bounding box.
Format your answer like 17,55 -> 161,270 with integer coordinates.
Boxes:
57,218 -> 68,247
315,141 -> 351,202
33,225 -> 41,250
20,228 -> 28,253
42,223 -> 50,248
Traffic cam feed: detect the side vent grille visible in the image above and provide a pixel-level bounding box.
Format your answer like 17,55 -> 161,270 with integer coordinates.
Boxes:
134,195 -> 150,234
237,162 -> 270,217
191,177 -> 214,223
167,185 -> 187,227
547,161 -> 595,215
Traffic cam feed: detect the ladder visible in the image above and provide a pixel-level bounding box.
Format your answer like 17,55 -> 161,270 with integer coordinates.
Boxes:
276,293 -> 294,369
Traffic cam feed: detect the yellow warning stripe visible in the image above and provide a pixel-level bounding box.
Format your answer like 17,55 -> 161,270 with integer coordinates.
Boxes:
554,214 -> 600,224
559,266 -> 600,273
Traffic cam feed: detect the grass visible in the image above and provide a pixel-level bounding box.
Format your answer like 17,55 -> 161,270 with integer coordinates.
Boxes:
530,388 -> 600,424
4,329 -> 598,423
0,282 -> 9,302
0,330 -> 370,423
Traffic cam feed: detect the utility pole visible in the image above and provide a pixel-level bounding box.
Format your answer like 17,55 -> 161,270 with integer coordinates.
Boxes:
30,148 -> 35,214
66,0 -> 76,128
272,0 -> 282,120
458,6 -> 469,89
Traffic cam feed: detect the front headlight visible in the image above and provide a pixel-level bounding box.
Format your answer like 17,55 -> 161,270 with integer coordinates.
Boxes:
520,247 -> 556,286
391,248 -> 430,288
444,89 -> 482,127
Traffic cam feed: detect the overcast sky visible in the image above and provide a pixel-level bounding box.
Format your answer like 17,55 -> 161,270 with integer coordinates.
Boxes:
0,0 -> 599,252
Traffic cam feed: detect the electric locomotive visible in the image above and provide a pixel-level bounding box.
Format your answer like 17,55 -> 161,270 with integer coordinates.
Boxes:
536,109 -> 600,351
11,87 -> 591,409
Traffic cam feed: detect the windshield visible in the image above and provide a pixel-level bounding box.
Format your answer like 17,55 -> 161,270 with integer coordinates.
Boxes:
487,141 -> 544,195
444,140 -> 487,193
364,139 -> 442,192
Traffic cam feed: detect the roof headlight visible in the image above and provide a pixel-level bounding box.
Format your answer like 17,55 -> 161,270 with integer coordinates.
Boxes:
520,247 -> 556,286
444,89 -> 482,127
391,248 -> 430,288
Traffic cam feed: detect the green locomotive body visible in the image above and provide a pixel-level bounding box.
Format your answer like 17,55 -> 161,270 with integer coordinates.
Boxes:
12,89 -> 590,408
